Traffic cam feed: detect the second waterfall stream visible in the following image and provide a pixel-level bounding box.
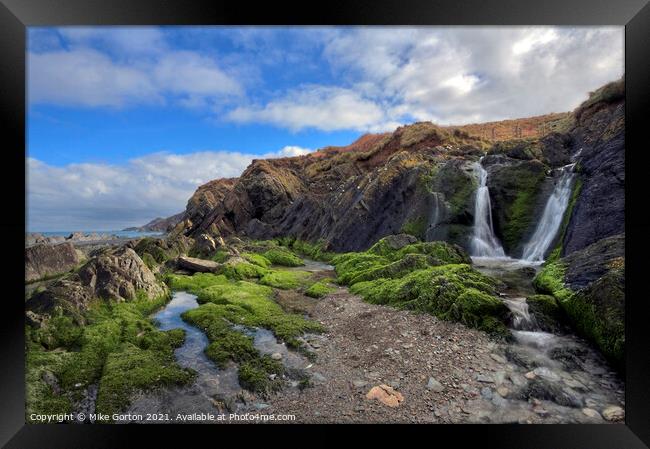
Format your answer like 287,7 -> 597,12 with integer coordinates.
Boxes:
521,163 -> 576,262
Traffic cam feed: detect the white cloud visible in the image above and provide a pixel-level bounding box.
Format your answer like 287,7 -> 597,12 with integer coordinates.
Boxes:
28,49 -> 161,107
29,26 -> 624,128
275,146 -> 312,157
320,26 -> 624,125
27,146 -> 314,231
29,41 -> 243,108
226,85 -> 394,132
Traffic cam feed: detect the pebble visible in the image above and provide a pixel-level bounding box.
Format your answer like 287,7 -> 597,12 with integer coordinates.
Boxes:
480,387 -> 493,399
497,387 -> 509,397
510,372 -> 528,387
490,353 -> 507,364
582,408 -> 602,419
524,371 -> 537,380
476,374 -> 494,383
352,379 -> 368,388
533,367 -> 561,382
311,372 -> 327,383
602,405 -> 625,422
426,377 -> 445,392
270,352 -> 283,360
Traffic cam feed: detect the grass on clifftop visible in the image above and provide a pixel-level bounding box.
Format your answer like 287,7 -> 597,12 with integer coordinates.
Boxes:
332,236 -> 510,338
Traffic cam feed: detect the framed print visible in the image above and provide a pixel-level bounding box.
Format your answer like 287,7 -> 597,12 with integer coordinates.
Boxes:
1,0 -> 649,447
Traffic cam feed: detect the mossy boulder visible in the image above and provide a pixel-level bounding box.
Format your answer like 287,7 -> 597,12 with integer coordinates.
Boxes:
532,242 -> 625,370
348,263 -> 510,338
334,236 -> 471,285
263,248 -> 304,267
526,294 -> 564,332
305,279 -> 336,298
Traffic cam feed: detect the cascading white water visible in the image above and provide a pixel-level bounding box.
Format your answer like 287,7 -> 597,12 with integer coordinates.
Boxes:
470,159 -> 506,257
502,297 -> 538,331
425,192 -> 445,241
521,164 -> 576,262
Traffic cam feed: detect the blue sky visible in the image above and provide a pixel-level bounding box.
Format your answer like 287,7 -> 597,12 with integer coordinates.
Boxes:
27,26 -> 623,231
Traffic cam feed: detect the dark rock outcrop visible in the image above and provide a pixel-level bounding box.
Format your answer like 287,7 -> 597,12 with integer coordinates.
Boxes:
563,233 -> 624,290
175,124 -> 491,253
562,81 -> 624,256
25,242 -> 81,282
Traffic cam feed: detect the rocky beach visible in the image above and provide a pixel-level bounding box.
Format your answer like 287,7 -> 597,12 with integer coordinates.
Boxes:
25,79 -> 625,424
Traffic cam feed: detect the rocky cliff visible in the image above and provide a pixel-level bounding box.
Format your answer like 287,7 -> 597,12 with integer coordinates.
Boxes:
175,127 -> 485,252
123,212 -> 185,233
174,80 -> 622,261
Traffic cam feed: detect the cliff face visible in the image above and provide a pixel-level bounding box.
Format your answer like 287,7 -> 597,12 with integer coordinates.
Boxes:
176,80 -> 623,258
561,81 -> 625,256
177,125 -> 497,252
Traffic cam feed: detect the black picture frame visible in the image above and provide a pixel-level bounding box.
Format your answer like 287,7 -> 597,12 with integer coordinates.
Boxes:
2,0 -> 649,447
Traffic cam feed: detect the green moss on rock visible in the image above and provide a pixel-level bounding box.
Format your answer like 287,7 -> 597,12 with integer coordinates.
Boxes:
242,252 -> 272,268
222,261 -> 267,280
305,279 -> 336,298
259,270 -> 312,290
532,260 -> 624,368
95,341 -> 194,419
263,248 -> 304,267
348,264 -> 509,337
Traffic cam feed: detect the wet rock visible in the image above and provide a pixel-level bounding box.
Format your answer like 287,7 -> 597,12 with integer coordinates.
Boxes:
532,367 -> 561,382
426,377 -> 445,392
505,346 -> 543,370
366,384 -> 405,408
548,345 -> 588,371
509,372 -> 528,387
602,405 -> 624,422
582,408 -> 602,419
519,378 -> 583,408
25,242 -> 80,282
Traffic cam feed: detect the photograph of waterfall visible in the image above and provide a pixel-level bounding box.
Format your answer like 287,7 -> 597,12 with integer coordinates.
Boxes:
23,25 -> 625,426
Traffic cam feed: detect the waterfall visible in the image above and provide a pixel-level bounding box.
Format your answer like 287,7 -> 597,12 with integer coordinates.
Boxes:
521,164 -> 576,262
425,192 -> 445,241
502,297 -> 538,331
470,158 -> 506,257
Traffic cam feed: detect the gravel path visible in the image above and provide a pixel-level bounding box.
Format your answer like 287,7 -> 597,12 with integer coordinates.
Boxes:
266,287 -> 514,423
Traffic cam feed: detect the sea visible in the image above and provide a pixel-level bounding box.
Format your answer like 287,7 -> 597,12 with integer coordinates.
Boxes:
34,230 -> 164,239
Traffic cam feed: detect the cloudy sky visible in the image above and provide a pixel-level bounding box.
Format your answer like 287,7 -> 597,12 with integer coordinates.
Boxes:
27,26 -> 623,231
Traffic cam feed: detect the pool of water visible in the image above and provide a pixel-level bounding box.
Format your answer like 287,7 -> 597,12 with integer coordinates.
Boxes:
120,292 -> 242,422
